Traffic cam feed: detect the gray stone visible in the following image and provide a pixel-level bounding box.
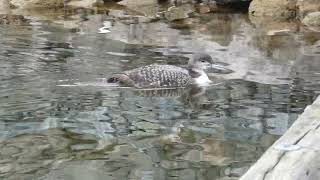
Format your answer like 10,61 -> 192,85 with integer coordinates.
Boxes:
249,0 -> 297,21
8,0 -> 104,9
249,0 -> 320,22
302,11 -> 320,27
0,0 -> 10,13
164,5 -> 194,21
10,0 -> 65,9
297,0 -> 320,19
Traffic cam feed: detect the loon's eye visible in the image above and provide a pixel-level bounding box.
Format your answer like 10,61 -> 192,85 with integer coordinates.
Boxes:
201,60 -> 206,62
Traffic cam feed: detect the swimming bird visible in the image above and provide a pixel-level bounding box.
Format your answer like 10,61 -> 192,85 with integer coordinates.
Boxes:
107,53 -> 214,88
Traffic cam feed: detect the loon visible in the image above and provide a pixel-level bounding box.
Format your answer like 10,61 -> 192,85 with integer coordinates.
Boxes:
107,53 -> 214,88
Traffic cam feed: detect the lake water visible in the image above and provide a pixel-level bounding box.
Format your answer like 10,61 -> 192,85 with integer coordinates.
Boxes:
0,4 -> 320,180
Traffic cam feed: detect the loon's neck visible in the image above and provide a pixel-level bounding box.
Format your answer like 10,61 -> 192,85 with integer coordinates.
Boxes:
188,68 -> 212,86
188,68 -> 202,78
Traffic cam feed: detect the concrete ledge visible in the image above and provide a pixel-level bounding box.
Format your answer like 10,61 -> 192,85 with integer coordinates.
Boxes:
240,96 -> 320,180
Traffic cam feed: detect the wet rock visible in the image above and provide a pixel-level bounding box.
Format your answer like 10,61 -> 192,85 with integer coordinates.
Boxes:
302,12 -> 320,27
297,0 -> 320,19
103,0 -> 123,2
249,0 -> 296,20
164,5 -> 194,21
10,0 -> 65,9
67,0 -> 100,8
165,6 -> 189,21
215,0 -> 251,4
0,0 -> 10,14
196,2 -> 218,14
108,9 -> 126,17
267,29 -> 292,36
8,0 -> 108,9
176,0 -> 251,5
118,0 -> 160,17
197,3 -> 211,14
0,14 -> 30,25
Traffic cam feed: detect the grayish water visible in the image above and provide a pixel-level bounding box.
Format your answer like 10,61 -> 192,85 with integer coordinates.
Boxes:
0,6 -> 320,180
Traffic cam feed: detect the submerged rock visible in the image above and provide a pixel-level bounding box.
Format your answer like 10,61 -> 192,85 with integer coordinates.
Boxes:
118,0 -> 160,17
0,14 -> 30,25
302,11 -> 320,28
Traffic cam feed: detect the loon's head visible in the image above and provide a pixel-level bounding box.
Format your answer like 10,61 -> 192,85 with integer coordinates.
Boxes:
188,53 -> 214,70
188,53 -> 213,86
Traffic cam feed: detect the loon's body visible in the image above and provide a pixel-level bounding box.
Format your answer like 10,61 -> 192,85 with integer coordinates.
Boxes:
108,53 -> 213,88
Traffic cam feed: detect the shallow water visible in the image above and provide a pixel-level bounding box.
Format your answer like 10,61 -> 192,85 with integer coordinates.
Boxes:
0,5 -> 320,180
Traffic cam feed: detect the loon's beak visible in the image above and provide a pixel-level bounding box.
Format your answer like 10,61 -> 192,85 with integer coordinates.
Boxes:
209,64 -> 234,74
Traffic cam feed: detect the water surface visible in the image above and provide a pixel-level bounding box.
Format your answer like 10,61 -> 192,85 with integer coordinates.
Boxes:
0,6 -> 320,180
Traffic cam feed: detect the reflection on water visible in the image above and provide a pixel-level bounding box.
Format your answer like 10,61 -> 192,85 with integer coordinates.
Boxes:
0,6 -> 320,180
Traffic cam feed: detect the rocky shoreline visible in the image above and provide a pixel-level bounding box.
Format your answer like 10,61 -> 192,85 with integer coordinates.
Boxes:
249,0 -> 320,28
0,0 -> 319,30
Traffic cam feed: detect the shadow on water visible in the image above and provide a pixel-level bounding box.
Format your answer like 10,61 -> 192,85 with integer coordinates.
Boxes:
0,3 -> 320,180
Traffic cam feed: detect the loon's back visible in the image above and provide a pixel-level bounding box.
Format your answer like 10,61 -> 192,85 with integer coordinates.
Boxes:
108,64 -> 192,88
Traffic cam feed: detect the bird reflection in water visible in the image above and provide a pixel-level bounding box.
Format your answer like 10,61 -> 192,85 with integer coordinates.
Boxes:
132,83 -> 221,109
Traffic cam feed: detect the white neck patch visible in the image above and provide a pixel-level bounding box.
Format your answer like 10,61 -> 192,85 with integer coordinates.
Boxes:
193,71 -> 212,86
